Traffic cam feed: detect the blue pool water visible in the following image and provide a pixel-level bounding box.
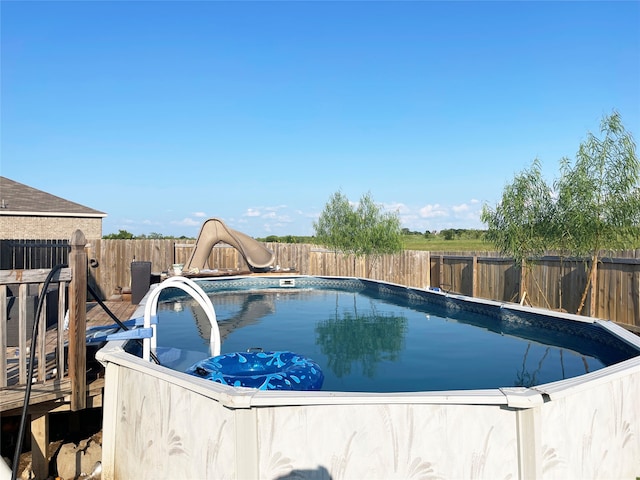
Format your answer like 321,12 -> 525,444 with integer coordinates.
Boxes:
148,278 -> 638,393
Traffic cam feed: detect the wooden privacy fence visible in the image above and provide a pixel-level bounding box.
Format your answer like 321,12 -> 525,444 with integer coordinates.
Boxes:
88,239 -> 640,331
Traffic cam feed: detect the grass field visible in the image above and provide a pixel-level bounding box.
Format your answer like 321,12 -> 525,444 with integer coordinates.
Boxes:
401,235 -> 497,252
400,235 -> 640,252
266,233 -> 639,252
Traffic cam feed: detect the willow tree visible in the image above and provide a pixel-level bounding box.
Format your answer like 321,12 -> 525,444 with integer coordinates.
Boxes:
482,110 -> 640,314
553,111 -> 640,314
480,159 -> 554,305
313,191 -> 403,274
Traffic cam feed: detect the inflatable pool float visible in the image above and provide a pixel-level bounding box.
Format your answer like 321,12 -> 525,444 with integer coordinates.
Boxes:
186,350 -> 324,391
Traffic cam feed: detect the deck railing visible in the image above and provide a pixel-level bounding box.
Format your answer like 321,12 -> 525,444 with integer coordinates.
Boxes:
0,267 -> 70,388
0,230 -> 88,409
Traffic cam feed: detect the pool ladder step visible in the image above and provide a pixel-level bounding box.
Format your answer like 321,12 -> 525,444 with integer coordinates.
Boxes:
105,316 -> 158,341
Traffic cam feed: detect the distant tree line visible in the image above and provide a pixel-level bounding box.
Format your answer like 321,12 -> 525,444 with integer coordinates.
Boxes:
402,228 -> 486,240
103,228 -> 486,242
258,235 -> 315,243
102,230 -> 193,240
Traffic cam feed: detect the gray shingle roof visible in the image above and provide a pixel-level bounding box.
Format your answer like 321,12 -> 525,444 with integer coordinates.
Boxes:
0,176 -> 106,217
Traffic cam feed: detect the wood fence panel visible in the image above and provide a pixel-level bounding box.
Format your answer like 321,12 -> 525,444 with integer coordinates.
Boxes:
85,240 -> 640,331
476,258 -> 518,303
399,251 -> 419,287
400,250 -> 417,288
459,258 -> 474,296
389,251 -> 403,286
154,239 -> 173,271
527,259 -> 559,310
596,259 -> 640,325
413,250 -> 429,289
309,249 -> 325,276
400,250 -> 428,288
174,241 -> 195,267
541,258 -> 560,309
440,257 -> 471,295
598,260 -> 615,322
211,245 -> 242,270
269,243 -> 309,273
430,256 -> 441,291
557,259 -> 589,315
631,266 -> 640,326
369,254 -> 385,283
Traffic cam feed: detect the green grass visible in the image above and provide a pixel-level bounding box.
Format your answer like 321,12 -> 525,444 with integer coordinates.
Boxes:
401,235 -> 497,252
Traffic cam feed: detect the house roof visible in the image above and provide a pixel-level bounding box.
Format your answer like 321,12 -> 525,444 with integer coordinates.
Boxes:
0,176 -> 106,218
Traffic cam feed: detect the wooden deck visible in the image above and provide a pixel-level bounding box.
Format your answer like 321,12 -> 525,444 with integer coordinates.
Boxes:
1,299 -> 138,415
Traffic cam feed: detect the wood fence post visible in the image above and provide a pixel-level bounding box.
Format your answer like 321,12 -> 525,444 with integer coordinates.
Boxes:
589,257 -> 598,317
472,255 -> 478,298
425,251 -> 431,288
520,263 -> 526,303
68,229 -> 87,411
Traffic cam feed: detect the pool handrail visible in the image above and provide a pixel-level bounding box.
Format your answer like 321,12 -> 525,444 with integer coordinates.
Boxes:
142,276 -> 221,362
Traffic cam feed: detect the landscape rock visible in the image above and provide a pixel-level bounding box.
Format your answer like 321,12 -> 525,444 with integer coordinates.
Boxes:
55,433 -> 101,480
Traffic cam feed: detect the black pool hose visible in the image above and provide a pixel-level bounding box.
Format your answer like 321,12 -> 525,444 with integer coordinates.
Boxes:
87,282 -> 161,365
87,282 -> 131,331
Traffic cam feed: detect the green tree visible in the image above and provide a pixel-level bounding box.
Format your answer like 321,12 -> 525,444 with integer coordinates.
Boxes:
314,191 -> 356,253
103,229 -> 135,239
553,111 -> 640,314
482,111 -> 640,314
313,191 -> 403,268
481,159 -> 554,305
481,159 -> 553,264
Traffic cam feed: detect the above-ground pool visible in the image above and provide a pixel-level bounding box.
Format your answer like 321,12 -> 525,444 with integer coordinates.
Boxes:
96,275 -> 640,479
148,277 -> 637,393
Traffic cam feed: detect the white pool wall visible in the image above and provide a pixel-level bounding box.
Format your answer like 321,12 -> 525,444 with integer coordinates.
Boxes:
96,276 -> 640,479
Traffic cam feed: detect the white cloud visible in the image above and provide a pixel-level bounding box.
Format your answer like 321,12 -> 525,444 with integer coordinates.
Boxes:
263,205 -> 287,213
451,203 -> 470,213
192,211 -> 207,218
418,204 -> 448,218
383,201 -> 410,214
244,208 -> 261,217
171,217 -> 201,227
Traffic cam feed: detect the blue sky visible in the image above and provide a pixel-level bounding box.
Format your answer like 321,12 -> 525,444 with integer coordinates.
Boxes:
2,1 -> 639,238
